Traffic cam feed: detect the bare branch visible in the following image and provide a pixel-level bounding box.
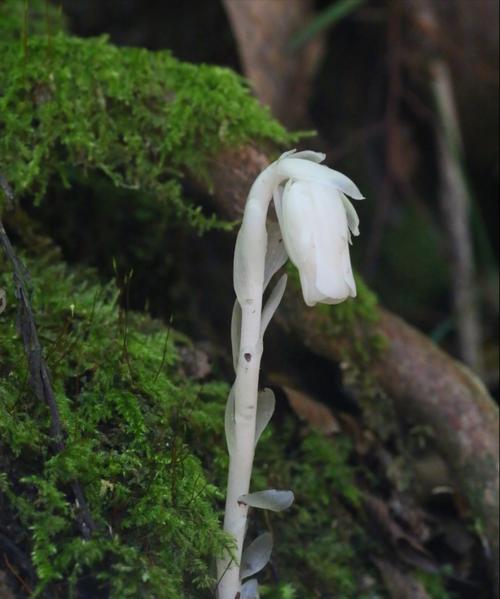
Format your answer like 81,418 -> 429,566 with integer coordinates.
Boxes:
0,206 -> 96,540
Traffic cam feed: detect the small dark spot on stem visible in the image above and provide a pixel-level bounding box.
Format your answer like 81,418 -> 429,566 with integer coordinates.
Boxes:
244,352 -> 251,362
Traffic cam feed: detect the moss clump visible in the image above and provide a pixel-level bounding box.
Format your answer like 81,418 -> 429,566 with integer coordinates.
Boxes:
0,0 -> 66,43
0,248 -> 229,597
249,420 -> 379,598
417,571 -> 455,599
0,28 -> 299,229
0,245 -> 381,598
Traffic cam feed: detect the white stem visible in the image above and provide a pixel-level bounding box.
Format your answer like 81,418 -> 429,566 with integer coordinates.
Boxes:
217,166 -> 278,599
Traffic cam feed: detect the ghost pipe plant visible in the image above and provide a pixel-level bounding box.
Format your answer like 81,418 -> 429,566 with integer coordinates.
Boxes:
217,150 -> 363,599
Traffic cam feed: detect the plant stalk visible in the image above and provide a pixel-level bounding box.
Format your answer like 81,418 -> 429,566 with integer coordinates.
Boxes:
217,166 -> 276,598
218,303 -> 263,598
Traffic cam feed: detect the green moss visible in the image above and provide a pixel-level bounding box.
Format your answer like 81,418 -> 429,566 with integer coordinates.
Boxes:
0,0 -> 66,43
287,264 -> 397,447
288,264 -> 385,380
248,419 -> 379,598
318,274 -> 385,361
416,571 -> 455,599
0,249 -> 229,597
0,245 -> 384,597
0,29 -> 299,229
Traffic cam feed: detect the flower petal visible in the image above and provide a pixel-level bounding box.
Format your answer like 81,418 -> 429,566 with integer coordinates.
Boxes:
281,180 -> 315,270
278,158 -> 364,200
298,266 -> 321,307
310,185 -> 354,302
288,150 -> 326,163
278,149 -> 297,161
342,243 -> 357,297
340,192 -> 360,237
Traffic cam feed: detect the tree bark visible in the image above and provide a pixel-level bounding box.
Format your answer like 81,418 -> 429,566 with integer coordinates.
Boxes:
222,0 -> 324,128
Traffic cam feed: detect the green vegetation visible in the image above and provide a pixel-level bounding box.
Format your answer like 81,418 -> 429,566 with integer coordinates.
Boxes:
255,429 -> 371,597
0,245 -> 376,597
0,25 -> 298,229
0,249 -> 229,597
0,5 -> 455,597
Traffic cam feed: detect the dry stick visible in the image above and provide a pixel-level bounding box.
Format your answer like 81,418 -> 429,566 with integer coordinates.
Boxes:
0,532 -> 36,586
411,0 -> 483,375
0,183 -> 96,540
433,63 -> 482,374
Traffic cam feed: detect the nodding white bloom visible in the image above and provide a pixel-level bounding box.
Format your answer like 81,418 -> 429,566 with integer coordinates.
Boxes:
273,150 -> 363,306
220,149 -> 364,599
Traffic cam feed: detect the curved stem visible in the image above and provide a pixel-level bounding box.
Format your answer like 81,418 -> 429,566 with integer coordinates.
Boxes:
217,165 -> 277,599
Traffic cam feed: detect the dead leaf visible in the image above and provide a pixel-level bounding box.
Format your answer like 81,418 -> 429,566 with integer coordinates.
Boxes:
178,344 -> 211,380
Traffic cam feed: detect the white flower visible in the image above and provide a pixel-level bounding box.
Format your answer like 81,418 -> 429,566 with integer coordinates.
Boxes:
273,151 -> 363,307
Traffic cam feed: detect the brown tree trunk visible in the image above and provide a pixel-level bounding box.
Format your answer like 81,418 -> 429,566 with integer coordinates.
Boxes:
222,0 -> 324,128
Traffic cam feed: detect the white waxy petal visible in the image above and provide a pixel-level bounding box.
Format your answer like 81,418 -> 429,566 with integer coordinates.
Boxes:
288,150 -> 326,163
238,490 -> 294,512
281,180 -> 315,270
340,192 -> 360,237
272,184 -> 284,228
342,242 -> 357,297
255,388 -> 275,445
240,532 -> 273,580
241,579 -> 259,599
263,222 -> 288,289
273,178 -> 294,236
311,184 -> 354,302
260,274 -> 287,338
278,158 -> 364,200
278,148 -> 298,161
299,267 -> 320,307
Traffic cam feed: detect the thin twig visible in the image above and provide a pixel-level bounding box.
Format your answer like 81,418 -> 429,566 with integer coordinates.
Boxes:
410,0 -> 483,374
0,532 -> 36,585
0,202 -> 96,540
3,553 -> 32,596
